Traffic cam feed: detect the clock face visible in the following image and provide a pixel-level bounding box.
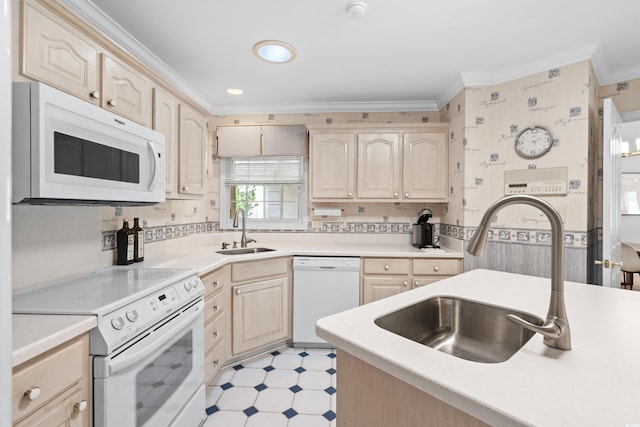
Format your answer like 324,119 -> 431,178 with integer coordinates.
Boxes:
515,127 -> 552,159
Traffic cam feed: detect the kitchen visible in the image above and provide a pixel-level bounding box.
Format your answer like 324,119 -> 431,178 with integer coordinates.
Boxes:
4,0 -> 640,426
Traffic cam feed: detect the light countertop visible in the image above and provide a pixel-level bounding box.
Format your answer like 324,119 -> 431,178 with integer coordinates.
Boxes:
13,238 -> 462,366
316,269 -> 640,427
141,240 -> 463,276
12,314 -> 96,367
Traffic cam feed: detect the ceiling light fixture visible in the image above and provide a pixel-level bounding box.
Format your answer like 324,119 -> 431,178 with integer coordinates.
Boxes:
226,88 -> 244,95
345,1 -> 367,18
253,40 -> 296,64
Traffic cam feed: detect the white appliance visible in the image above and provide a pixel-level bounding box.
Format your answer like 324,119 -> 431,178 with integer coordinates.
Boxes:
13,267 -> 206,427
12,82 -> 165,205
293,256 -> 360,347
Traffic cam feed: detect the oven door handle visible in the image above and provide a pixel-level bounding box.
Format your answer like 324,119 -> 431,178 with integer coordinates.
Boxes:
104,302 -> 202,376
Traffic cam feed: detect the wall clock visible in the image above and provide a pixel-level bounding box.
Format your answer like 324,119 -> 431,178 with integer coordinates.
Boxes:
514,126 -> 553,159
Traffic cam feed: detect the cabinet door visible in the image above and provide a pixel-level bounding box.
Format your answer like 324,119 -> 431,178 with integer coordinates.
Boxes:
362,276 -> 410,304
262,126 -> 308,156
102,54 -> 152,126
152,87 -> 178,197
232,277 -> 289,355
178,104 -> 206,196
21,1 -> 100,104
14,386 -> 88,427
310,133 -> 356,199
357,133 -> 401,199
402,132 -> 448,201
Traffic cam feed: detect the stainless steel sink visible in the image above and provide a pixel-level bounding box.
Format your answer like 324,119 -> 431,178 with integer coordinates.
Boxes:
215,247 -> 275,255
374,296 -> 544,363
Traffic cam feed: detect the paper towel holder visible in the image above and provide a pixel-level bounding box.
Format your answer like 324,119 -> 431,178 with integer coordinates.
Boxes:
313,207 -> 343,217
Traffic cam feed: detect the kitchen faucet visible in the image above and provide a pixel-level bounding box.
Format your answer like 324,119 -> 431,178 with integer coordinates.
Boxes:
233,208 -> 256,248
466,194 -> 571,350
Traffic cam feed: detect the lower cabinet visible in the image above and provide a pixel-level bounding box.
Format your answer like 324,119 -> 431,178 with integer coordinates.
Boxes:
230,257 -> 291,357
362,257 -> 463,304
201,265 -> 230,385
12,333 -> 91,427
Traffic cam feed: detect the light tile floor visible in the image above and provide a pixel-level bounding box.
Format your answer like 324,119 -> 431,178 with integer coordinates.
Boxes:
203,347 -> 337,427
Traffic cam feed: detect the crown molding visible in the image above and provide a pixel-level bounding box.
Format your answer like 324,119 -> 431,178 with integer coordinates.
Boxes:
209,100 -> 439,115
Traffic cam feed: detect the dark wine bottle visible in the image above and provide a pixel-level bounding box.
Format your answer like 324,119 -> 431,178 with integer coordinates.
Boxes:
132,217 -> 144,262
116,218 -> 134,265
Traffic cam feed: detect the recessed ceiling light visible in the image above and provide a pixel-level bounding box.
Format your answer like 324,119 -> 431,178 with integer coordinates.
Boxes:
226,88 -> 244,95
253,40 -> 296,64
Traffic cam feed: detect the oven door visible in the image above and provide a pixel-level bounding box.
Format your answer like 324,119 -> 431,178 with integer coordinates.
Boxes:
93,299 -> 204,427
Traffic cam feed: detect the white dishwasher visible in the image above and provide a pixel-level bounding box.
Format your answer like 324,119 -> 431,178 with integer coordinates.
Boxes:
293,256 -> 360,347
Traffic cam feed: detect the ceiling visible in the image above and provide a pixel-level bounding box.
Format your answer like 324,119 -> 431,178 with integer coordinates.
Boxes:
68,0 -> 640,114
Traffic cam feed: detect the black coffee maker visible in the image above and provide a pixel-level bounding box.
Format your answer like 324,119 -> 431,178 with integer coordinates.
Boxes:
412,208 -> 439,248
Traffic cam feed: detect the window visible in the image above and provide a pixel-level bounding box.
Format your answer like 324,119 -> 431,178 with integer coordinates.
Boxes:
220,157 -> 308,230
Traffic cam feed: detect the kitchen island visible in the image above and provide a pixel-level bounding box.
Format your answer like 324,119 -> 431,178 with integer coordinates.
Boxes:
316,269 -> 640,427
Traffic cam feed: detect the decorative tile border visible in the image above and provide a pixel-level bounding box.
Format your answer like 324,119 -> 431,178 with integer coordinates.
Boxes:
443,223 -> 589,248
102,221 -> 218,251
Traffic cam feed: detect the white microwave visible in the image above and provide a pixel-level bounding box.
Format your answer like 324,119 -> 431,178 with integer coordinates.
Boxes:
12,82 -> 165,205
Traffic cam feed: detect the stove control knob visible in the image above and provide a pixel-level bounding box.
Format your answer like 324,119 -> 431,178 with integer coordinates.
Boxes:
184,281 -> 193,291
111,316 -> 125,330
126,309 -> 139,322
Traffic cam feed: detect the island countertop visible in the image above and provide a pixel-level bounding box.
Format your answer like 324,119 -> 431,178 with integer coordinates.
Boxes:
316,269 -> 640,427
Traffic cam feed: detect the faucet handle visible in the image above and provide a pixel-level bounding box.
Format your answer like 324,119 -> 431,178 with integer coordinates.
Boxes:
233,241 -> 239,249
221,242 -> 229,250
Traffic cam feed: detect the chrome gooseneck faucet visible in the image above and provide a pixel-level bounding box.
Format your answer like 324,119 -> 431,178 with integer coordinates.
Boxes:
233,208 -> 256,248
467,194 -> 571,350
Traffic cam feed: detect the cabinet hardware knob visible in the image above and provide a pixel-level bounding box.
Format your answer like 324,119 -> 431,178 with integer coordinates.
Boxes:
404,193 -> 409,198
415,281 -> 419,286
393,192 -> 398,197
213,359 -> 220,365
24,387 -> 41,401
107,99 -> 117,107
235,289 -> 241,295
89,90 -> 100,99
213,330 -> 220,337
384,265 -> 390,271
74,400 -> 88,412
347,192 -> 353,197
182,186 -> 189,191
403,281 -> 408,287
433,265 -> 439,272
213,280 -> 220,287
213,304 -> 220,311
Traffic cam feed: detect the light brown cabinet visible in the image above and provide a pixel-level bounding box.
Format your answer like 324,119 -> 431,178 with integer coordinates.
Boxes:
362,257 -> 462,304
230,257 -> 291,356
101,54 -> 152,127
201,266 -> 230,384
20,0 -> 100,105
178,104 -> 207,196
12,333 -> 91,426
152,87 -> 179,197
309,132 -> 357,199
308,124 -> 449,203
217,125 -> 308,157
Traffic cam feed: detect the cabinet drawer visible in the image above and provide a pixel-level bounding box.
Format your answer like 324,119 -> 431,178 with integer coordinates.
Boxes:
204,342 -> 225,384
412,258 -> 462,276
231,257 -> 289,283
13,334 -> 88,423
205,291 -> 225,323
205,312 -> 225,353
201,266 -> 228,296
363,258 -> 410,275
14,385 -> 88,427
412,276 -> 454,288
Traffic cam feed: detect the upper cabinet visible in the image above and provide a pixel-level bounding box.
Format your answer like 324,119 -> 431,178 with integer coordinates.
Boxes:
217,125 -> 308,157
101,54 -> 152,127
178,104 -> 207,196
152,87 -> 178,197
309,132 -> 357,199
308,124 -> 449,203
21,1 -> 101,105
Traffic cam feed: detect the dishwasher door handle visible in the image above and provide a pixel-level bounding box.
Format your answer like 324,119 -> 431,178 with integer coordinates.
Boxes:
317,266 -> 336,270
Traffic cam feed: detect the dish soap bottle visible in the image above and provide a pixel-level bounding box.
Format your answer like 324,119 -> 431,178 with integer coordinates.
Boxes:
116,218 -> 135,265
132,217 -> 144,262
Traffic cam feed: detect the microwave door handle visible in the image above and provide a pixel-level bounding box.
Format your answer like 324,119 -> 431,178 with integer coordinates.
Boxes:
147,140 -> 160,191
106,304 -> 202,376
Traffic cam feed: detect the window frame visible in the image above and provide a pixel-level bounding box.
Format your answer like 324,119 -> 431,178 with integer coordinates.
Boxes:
219,157 -> 309,230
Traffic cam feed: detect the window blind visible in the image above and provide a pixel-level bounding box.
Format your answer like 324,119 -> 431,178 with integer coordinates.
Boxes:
224,157 -> 303,184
